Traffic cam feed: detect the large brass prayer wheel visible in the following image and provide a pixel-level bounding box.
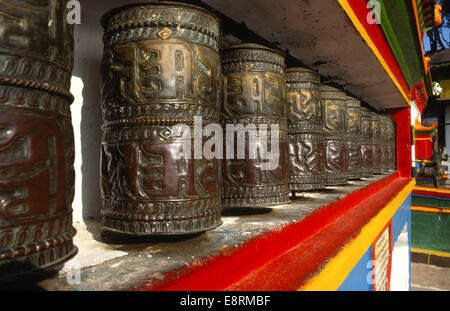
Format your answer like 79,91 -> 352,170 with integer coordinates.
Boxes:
372,112 -> 382,174
100,2 -> 222,235
360,107 -> 374,178
0,0 -> 77,282
221,43 -> 290,208
346,97 -> 363,180
286,68 -> 325,192
320,85 -> 348,186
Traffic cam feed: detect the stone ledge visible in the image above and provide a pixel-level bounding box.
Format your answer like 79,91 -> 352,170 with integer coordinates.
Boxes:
7,174 -> 393,290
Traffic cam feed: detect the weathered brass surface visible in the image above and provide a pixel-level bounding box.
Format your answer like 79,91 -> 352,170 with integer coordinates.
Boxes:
100,2 -> 222,234
360,107 -> 373,178
387,116 -> 396,172
221,43 -> 290,208
346,97 -> 363,180
0,0 -> 77,282
320,85 -> 348,186
380,115 -> 390,174
371,112 -> 382,174
286,68 -> 324,192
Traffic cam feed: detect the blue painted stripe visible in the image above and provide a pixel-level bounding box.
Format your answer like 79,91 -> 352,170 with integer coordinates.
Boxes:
338,245 -> 373,291
393,194 -> 411,244
338,194 -> 412,291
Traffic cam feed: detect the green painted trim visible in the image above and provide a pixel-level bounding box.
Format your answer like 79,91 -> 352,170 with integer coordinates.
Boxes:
412,196 -> 450,208
416,179 -> 448,187
415,128 -> 437,135
411,211 -> 450,252
378,0 -> 414,88
378,0 -> 431,95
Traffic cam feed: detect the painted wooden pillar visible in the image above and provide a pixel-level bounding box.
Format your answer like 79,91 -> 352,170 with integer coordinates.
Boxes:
389,107 -> 412,178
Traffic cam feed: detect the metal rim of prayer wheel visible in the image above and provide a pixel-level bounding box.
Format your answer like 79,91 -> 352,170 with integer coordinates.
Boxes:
320,85 -> 348,186
371,112 -> 382,174
286,67 -> 325,192
100,2 -> 223,235
346,96 -> 363,180
360,107 -> 374,178
0,0 -> 77,283
221,43 -> 290,208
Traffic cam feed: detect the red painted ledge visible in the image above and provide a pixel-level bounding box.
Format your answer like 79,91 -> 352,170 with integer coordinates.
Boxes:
129,172 -> 411,291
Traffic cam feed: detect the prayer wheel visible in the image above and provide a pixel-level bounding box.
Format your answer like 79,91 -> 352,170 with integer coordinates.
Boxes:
387,116 -> 397,172
372,112 -> 382,174
380,115 -> 390,174
360,107 -> 374,178
221,43 -> 290,208
0,0 -> 77,282
346,97 -> 363,180
320,85 -> 348,186
100,2 -> 223,234
286,68 -> 325,192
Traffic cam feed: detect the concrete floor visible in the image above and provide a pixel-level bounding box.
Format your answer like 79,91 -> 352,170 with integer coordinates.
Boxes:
411,262 -> 450,291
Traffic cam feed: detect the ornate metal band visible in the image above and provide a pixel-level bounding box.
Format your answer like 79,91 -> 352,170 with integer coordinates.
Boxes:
0,238 -> 77,283
102,197 -> 221,235
103,103 -> 221,124
221,44 -> 285,74
286,69 -> 321,85
0,212 -> 77,282
0,84 -> 72,117
222,183 -> 290,207
102,4 -> 220,51
324,171 -> 349,186
0,54 -> 72,92
288,123 -> 323,134
222,118 -> 288,130
0,207 -> 75,251
222,185 -> 291,208
0,227 -> 75,261
0,75 -> 73,102
289,174 -> 325,191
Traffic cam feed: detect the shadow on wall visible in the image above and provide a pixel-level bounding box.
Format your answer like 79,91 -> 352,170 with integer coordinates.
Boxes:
71,0 -> 132,223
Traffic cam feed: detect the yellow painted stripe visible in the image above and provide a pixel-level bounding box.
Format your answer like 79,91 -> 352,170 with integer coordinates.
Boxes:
411,248 -> 450,258
299,179 -> 415,291
414,186 -> 450,194
415,137 -> 433,141
337,0 -> 411,106
411,205 -> 450,214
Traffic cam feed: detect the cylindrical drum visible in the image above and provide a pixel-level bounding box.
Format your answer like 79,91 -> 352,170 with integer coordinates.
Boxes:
320,85 -> 348,186
100,2 -> 223,235
221,43 -> 290,208
346,97 -> 363,180
360,107 -> 373,178
380,115 -> 390,174
0,0 -> 77,282
372,112 -> 382,174
286,68 -> 324,192
387,116 -> 396,172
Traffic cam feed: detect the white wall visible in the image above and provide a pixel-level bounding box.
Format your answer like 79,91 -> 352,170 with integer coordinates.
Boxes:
70,0 -> 134,222
410,100 -> 421,163
390,224 -> 410,291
